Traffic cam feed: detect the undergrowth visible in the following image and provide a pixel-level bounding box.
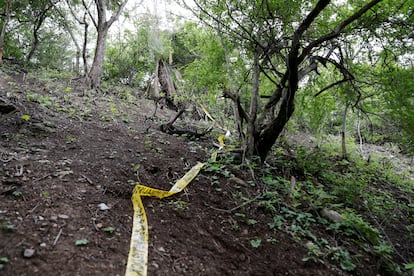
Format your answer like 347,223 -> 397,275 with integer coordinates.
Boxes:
204,138 -> 414,275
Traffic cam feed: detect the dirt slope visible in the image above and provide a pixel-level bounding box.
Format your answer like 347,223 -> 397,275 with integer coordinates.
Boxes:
0,70 -> 409,275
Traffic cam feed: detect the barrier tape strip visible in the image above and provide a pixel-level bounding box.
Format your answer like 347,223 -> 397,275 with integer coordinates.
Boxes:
199,104 -> 229,133
125,162 -> 205,276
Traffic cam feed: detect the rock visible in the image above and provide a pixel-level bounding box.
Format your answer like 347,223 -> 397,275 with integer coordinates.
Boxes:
50,215 -> 58,221
98,203 -> 110,211
320,208 -> 345,223
58,214 -> 69,220
229,177 -> 248,187
40,243 -> 47,247
23,248 -> 35,258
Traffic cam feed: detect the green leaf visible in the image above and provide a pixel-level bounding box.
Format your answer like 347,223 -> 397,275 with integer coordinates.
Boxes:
12,191 -> 22,197
75,239 -> 88,246
103,227 -> 115,234
0,257 -> 9,263
405,262 -> 414,269
250,238 -> 261,248
247,219 -> 257,225
21,115 -> 31,121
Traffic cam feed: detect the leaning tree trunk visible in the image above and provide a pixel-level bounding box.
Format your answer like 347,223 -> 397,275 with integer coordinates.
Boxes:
0,0 -> 12,66
255,92 -> 296,162
26,3 -> 52,63
254,29 -> 301,162
247,50 -> 260,156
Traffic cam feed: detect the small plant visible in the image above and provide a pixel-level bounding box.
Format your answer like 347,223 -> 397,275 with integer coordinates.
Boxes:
405,262 -> 414,270
65,135 -> 77,144
303,242 -> 324,264
0,220 -> 15,231
250,238 -> 262,248
0,257 -> 9,270
168,200 -> 188,211
41,191 -> 49,197
131,163 -> 141,181
374,242 -> 393,260
268,215 -> 284,230
144,140 -> 153,150
21,115 -> 31,121
341,211 -> 380,244
247,219 -> 257,225
12,191 -> 22,198
328,246 -> 356,272
103,227 -> 115,234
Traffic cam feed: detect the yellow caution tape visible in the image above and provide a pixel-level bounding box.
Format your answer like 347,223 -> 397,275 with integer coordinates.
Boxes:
125,162 -> 204,276
199,104 -> 229,133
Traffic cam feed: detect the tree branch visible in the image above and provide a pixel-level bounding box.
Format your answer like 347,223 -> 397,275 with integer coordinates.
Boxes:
299,0 -> 383,62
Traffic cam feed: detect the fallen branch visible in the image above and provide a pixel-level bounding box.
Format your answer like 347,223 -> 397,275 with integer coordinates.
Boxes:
159,109 -> 212,139
53,228 -> 63,247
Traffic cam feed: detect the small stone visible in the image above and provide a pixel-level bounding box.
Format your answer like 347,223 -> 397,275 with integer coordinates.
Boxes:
157,246 -> 166,253
50,215 -> 58,221
96,223 -> 103,228
58,214 -> 69,219
320,208 -> 345,223
98,203 -> 110,211
229,177 -> 248,187
23,248 -> 35,258
38,216 -> 44,221
40,243 -> 47,247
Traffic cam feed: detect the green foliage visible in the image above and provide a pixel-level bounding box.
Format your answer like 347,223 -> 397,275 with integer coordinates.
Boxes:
20,115 -> 31,121
380,66 -> 414,153
0,257 -> 9,270
203,158 -> 234,178
329,246 -> 356,272
103,227 -> 115,234
104,18 -> 158,87
249,238 -> 261,248
75,239 -> 88,246
12,191 -> 22,198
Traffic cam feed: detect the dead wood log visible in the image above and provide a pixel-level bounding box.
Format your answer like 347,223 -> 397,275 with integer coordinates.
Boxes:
159,109 -> 212,139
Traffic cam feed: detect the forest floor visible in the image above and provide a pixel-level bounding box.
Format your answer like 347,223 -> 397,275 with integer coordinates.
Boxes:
0,68 -> 413,276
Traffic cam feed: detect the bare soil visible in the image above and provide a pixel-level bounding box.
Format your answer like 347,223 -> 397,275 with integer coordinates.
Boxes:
0,70 -> 412,275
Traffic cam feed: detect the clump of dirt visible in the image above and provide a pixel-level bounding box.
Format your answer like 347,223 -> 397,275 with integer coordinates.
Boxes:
0,70 -> 411,275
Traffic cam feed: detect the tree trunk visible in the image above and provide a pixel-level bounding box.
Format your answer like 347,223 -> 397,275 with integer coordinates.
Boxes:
255,92 -> 295,162
341,103 -> 349,159
82,14 -> 89,76
87,25 -> 109,88
53,1 -> 82,75
26,3 -> 52,63
247,50 -> 260,156
255,28 -> 301,162
0,0 -> 12,66
86,0 -> 128,89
